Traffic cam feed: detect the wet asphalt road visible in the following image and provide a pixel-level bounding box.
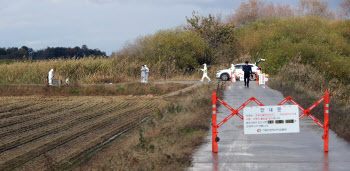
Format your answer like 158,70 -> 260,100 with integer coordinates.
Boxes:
189,81 -> 350,171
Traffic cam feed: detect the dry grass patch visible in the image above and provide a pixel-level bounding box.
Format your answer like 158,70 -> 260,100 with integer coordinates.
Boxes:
268,62 -> 350,142
0,57 -> 225,84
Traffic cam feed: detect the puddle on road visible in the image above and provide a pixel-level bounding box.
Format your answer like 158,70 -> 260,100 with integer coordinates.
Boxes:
235,125 -> 244,129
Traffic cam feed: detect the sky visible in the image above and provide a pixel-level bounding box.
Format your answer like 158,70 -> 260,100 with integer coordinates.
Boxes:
0,0 -> 344,55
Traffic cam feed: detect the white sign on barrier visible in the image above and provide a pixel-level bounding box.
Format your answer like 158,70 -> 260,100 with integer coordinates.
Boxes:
240,75 -> 244,81
243,105 -> 300,134
259,74 -> 265,85
265,74 -> 269,82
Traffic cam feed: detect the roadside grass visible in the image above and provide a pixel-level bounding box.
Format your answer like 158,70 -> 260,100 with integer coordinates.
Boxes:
0,83 -> 192,96
75,81 -> 226,170
268,62 -> 350,142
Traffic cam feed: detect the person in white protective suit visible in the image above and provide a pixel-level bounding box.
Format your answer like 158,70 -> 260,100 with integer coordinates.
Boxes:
141,65 -> 146,83
230,64 -> 236,82
144,65 -> 149,83
48,69 -> 54,85
200,63 -> 211,82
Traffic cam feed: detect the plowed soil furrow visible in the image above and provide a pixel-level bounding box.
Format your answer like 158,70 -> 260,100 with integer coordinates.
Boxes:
0,101 -> 114,150
0,102 -> 54,120
0,101 -> 154,171
0,100 -> 134,150
0,94 -> 169,171
0,99 -> 30,108
0,102 -> 126,166
0,101 -> 38,118
0,102 -> 19,109
0,99 -> 88,129
0,101 -> 97,138
0,100 -> 87,129
0,98 -> 36,109
56,106 -> 157,170
0,101 -> 98,144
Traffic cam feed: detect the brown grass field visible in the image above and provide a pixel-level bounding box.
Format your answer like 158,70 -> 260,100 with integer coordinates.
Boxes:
0,95 -> 166,170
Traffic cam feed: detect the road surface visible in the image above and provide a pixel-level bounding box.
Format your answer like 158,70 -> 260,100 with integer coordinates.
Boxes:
189,82 -> 350,171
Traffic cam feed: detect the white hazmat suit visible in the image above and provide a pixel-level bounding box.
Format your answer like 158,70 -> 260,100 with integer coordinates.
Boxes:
141,66 -> 146,83
48,69 -> 54,85
144,65 -> 149,83
200,64 -> 211,82
230,64 -> 236,82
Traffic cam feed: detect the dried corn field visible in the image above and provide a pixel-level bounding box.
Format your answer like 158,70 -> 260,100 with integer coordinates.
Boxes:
0,96 -> 165,170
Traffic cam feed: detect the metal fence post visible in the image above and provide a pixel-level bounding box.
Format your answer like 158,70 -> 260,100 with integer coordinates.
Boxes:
324,91 -> 329,152
212,92 -> 218,153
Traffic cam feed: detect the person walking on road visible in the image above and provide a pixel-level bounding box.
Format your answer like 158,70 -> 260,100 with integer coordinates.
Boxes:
141,65 -> 146,83
144,65 -> 149,83
242,61 -> 252,87
201,63 -> 211,82
230,64 -> 236,82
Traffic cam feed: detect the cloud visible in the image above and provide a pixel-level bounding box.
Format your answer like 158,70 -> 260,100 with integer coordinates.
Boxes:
88,0 -> 119,5
26,40 -> 45,46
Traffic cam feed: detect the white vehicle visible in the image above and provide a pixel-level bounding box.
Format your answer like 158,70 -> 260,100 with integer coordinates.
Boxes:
216,63 -> 261,81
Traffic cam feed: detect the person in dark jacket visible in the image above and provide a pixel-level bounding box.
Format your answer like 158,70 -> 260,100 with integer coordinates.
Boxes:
242,61 -> 252,87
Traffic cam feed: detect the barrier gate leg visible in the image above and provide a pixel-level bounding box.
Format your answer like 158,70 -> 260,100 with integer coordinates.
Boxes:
324,91 -> 329,152
212,92 -> 218,153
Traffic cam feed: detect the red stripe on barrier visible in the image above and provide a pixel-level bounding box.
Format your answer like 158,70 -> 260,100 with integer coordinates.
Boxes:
217,97 -> 235,112
306,113 -> 324,128
217,123 -> 223,128
306,97 -> 324,112
244,99 -> 252,105
253,99 -> 264,106
317,121 -> 324,128
237,113 -> 244,120
237,99 -> 252,112
217,112 -> 237,128
309,105 -> 316,110
278,98 -> 288,105
318,98 -> 324,104
289,98 -> 305,112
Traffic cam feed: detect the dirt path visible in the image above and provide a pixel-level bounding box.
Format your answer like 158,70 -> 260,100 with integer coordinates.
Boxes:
0,80 -> 214,87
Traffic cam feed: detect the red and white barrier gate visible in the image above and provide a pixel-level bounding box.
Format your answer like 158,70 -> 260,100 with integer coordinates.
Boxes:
211,91 -> 330,153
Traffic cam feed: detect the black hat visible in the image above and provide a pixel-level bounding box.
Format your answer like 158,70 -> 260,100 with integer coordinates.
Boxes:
245,61 -> 249,64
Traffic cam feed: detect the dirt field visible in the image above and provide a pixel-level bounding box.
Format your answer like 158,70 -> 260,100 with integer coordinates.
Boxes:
0,83 -> 193,96
0,95 -> 165,170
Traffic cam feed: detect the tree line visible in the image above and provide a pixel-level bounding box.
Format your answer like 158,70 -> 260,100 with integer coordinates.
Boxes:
111,0 -> 349,84
113,0 -> 350,67
0,45 -> 107,60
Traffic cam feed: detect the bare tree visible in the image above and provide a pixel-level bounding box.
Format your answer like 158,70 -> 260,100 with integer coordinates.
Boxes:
275,3 -> 295,18
226,0 -> 294,26
338,0 -> 350,19
298,0 -> 334,19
